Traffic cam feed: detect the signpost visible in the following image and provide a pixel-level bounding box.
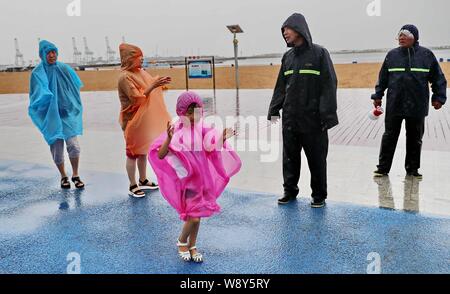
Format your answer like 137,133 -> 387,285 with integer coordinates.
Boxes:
185,56 -> 216,93
188,60 -> 212,79
226,24 -> 244,91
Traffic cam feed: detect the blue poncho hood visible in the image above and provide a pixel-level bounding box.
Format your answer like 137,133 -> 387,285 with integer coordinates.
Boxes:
39,40 -> 59,64
29,40 -> 84,145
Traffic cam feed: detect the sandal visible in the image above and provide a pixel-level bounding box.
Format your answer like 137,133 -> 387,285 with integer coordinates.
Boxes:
189,246 -> 203,263
61,177 -> 71,189
177,239 -> 191,262
139,179 -> 159,190
71,176 -> 85,189
128,184 -> 145,198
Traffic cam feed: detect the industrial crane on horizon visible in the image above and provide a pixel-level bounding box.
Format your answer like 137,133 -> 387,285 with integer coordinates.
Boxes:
14,38 -> 25,67
83,37 -> 94,64
72,37 -> 82,65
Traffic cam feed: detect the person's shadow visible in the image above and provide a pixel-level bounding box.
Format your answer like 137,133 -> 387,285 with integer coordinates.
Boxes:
373,176 -> 421,212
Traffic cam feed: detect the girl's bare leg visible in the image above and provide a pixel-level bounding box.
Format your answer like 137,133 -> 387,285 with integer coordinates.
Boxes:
188,218 -> 201,255
179,218 -> 199,252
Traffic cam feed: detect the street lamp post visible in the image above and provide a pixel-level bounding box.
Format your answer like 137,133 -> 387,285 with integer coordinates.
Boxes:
233,34 -> 239,90
227,25 -> 244,90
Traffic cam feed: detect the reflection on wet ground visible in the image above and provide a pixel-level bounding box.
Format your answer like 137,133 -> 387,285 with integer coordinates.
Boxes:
374,176 -> 421,212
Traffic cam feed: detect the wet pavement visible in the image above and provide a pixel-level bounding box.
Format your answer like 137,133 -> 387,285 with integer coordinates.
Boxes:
0,89 -> 450,273
0,160 -> 449,274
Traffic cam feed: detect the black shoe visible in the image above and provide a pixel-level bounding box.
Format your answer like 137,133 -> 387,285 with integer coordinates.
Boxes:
278,195 -> 296,205
139,179 -> 159,190
61,177 -> 71,189
407,171 -> 422,179
311,199 -> 326,208
373,170 -> 388,177
71,176 -> 85,189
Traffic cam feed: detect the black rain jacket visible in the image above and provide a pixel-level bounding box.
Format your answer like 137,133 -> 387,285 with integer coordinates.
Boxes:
268,13 -> 338,132
372,40 -> 447,118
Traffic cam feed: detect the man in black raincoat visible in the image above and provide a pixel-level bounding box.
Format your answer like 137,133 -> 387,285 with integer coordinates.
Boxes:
372,24 -> 447,178
268,13 -> 338,208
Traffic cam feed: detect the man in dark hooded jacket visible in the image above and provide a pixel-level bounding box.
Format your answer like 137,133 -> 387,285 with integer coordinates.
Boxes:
268,13 -> 338,208
372,25 -> 447,178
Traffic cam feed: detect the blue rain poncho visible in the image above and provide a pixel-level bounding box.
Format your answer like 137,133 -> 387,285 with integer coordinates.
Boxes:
29,40 -> 83,145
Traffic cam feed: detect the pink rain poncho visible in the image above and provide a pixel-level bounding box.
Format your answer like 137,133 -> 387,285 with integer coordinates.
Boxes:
148,92 -> 242,221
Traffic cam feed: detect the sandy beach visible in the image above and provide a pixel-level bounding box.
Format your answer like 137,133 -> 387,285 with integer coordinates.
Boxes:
1,62 -> 450,94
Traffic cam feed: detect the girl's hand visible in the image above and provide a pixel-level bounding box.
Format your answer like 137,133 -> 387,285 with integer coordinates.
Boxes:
167,121 -> 174,139
145,76 -> 172,95
223,128 -> 236,141
158,121 -> 174,159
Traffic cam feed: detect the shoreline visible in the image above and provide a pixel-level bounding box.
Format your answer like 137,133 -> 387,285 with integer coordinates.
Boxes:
1,63 -> 449,94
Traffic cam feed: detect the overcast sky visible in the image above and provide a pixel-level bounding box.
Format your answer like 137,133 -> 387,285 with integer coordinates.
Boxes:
1,0 -> 449,64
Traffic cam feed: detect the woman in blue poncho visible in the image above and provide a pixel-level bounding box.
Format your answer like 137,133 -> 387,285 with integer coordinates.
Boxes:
29,40 -> 85,189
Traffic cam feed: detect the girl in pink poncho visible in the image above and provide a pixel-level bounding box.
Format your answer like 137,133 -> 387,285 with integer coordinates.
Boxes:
148,91 -> 242,263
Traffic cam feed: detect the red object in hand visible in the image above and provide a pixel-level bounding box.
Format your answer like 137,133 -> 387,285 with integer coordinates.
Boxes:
373,106 -> 384,116
369,106 -> 384,120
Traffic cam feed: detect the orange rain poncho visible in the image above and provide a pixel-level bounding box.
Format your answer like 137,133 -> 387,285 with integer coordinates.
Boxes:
118,43 -> 171,157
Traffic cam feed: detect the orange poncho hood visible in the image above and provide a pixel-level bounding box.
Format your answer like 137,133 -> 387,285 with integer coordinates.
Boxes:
119,43 -> 143,71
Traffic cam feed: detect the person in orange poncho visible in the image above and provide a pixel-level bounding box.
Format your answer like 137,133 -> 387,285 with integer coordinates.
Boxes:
118,43 -> 172,197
